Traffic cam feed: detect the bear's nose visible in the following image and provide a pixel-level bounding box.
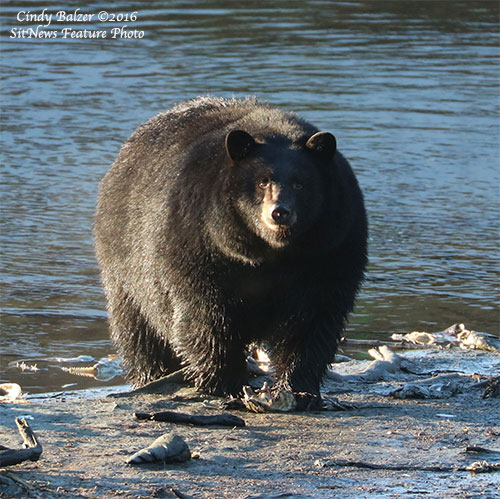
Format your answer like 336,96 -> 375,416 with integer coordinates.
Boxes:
271,206 -> 291,224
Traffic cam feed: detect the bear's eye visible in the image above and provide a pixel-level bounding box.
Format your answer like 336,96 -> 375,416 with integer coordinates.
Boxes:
258,178 -> 270,189
293,182 -> 303,190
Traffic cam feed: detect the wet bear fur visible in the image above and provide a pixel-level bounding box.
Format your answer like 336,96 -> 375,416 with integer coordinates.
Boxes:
94,97 -> 367,408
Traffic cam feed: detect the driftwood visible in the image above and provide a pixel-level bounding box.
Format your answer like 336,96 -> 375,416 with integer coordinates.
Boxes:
135,410 -> 246,427
341,338 -> 427,349
482,376 -> 499,399
0,418 -> 42,467
466,445 -> 500,455
109,368 -> 188,398
315,458 -> 500,473
168,489 -> 192,499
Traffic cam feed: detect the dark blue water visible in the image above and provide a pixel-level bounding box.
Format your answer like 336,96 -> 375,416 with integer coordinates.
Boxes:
1,1 -> 499,393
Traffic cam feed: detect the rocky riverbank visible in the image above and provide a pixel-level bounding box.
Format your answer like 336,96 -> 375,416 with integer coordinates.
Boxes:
1,346 -> 499,498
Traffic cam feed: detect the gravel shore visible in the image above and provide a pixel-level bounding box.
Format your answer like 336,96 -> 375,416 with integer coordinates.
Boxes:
1,348 -> 499,498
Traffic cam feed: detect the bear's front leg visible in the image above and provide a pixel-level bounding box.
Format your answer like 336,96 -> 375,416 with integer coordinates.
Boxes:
169,299 -> 248,397
270,317 -> 343,410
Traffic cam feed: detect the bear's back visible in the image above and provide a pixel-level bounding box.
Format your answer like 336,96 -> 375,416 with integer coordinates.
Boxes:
120,97 -> 316,169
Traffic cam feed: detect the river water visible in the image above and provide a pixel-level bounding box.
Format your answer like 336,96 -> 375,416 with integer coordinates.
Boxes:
1,1 -> 499,393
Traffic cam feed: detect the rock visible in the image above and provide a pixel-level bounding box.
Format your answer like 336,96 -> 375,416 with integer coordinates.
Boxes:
126,433 -> 191,465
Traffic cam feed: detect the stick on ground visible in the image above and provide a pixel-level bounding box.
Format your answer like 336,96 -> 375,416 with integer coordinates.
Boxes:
315,458 -> 500,473
135,411 -> 246,427
0,418 -> 43,467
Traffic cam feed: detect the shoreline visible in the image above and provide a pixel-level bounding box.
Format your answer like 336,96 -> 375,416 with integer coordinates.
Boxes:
1,348 -> 499,498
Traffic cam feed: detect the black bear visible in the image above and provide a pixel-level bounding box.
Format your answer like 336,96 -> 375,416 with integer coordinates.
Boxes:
94,97 -> 367,408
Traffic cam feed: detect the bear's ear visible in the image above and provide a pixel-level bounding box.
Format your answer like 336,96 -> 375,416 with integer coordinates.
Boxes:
305,132 -> 337,159
225,130 -> 255,161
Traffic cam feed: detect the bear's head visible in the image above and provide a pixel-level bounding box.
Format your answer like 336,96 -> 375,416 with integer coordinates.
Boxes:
224,129 -> 337,250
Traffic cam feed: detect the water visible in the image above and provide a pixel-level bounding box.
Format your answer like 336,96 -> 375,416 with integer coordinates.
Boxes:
1,1 -> 499,393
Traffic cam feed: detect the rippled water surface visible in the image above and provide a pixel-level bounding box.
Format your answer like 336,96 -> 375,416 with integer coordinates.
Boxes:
1,1 -> 499,392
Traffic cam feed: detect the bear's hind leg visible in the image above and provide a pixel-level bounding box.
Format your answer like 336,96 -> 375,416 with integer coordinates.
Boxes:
106,287 -> 181,386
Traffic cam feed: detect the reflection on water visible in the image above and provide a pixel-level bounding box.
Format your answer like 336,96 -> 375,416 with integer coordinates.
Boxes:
1,1 -> 499,392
